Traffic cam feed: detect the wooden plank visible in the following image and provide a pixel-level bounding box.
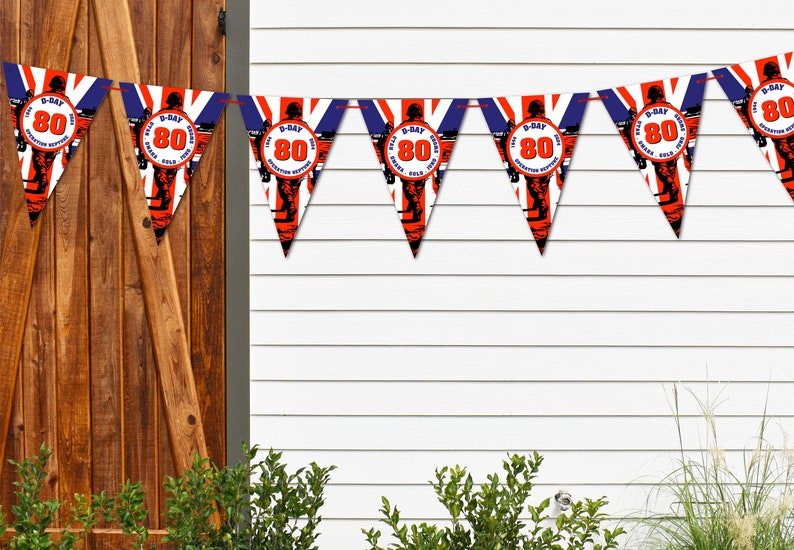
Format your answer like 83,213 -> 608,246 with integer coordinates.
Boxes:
0,370 -> 24,513
122,270 -> 160,526
0,0 -> 81,483
157,0 -> 192,338
54,0 -> 92,510
191,0 -> 226,465
90,0 -> 212,482
20,0 -> 65,507
87,0 -> 125,519
0,0 -> 24,511
156,0 -> 192,515
120,0 -> 160,523
0,0 -> 21,246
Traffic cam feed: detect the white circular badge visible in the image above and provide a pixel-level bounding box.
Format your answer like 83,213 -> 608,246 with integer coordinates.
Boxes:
260,120 -> 319,179
19,93 -> 78,151
749,80 -> 794,138
140,111 -> 198,168
384,123 -> 442,181
631,104 -> 689,162
507,119 -> 565,177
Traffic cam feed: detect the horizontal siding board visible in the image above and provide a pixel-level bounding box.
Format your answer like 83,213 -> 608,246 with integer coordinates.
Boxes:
250,275 -> 794,312
250,204 -> 794,240
250,29 -> 794,64
250,241 -> 794,275
248,65 -> 764,99
250,346 -> 794,381
250,415 -> 785,451
250,381 -> 794,416
250,0 -> 794,29
269,448 -> 764,485
249,311 -> 794,346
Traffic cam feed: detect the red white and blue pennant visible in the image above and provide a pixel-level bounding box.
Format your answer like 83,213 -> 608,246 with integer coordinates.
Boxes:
3,62 -> 110,224
478,93 -> 588,253
599,74 -> 706,237
358,98 -> 467,256
713,52 -> 794,201
237,96 -> 347,255
119,83 -> 228,242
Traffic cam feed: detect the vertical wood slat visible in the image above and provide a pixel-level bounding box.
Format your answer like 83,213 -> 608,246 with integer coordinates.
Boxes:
191,0 -> 226,465
0,0 -> 81,484
87,0 -> 125,520
156,0 -> 192,515
0,0 -> 24,509
122,0 -> 161,522
55,0 -> 92,510
21,0 -> 59,505
90,0 -> 214,492
0,0 -> 21,245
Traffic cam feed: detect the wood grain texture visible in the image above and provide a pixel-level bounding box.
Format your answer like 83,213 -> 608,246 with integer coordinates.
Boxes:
0,0 -> 24,509
0,0 -> 21,246
0,0 -> 80,489
156,0 -> 192,513
90,0 -> 212,480
120,0 -> 161,523
0,1 -> 227,543
87,0 -> 125,520
54,0 -> 92,510
191,0 -> 226,466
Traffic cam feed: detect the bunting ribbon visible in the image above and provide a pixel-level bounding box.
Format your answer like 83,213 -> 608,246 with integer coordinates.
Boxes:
3,62 -> 110,224
4,52 -> 794,256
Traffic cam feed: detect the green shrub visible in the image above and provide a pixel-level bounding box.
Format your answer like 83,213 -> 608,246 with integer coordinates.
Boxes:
363,452 -> 624,550
163,442 -> 335,550
1,442 -> 334,550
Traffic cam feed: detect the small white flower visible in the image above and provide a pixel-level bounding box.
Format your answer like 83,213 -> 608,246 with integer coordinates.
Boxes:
727,512 -> 757,550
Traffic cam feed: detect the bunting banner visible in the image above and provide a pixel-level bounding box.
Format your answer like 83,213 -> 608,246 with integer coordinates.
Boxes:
358,98 -> 468,256
3,62 -> 111,224
478,93 -> 588,253
599,74 -> 706,236
237,96 -> 347,255
7,52 -> 794,257
119,83 -> 228,242
712,53 -> 794,200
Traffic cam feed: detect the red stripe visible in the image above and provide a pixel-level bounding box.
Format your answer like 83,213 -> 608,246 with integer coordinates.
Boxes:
497,97 -> 514,121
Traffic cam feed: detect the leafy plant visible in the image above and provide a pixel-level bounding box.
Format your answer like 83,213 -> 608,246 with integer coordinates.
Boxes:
639,385 -> 794,550
363,452 -> 624,550
6,442 -> 97,549
163,442 -> 336,550
112,481 -> 151,550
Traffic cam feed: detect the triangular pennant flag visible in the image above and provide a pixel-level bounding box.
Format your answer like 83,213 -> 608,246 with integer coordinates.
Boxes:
478,93 -> 588,253
119,83 -> 229,242
237,96 -> 347,256
713,52 -> 794,200
3,62 -> 111,224
358,98 -> 468,256
599,74 -> 706,237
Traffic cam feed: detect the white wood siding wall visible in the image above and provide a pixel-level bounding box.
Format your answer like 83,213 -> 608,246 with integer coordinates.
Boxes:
248,1 -> 794,547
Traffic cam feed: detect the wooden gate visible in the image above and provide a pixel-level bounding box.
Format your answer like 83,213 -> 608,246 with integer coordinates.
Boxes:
0,0 -> 226,546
